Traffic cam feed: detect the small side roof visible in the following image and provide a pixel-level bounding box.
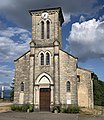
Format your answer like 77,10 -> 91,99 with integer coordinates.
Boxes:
14,50 -> 30,62
77,67 -> 93,73
60,49 -> 78,59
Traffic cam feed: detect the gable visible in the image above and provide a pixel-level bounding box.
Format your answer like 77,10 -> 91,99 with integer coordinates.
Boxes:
14,50 -> 30,62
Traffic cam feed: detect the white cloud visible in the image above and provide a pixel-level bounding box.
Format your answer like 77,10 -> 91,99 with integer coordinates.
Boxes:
0,27 -> 31,84
0,65 -> 14,78
99,15 -> 104,21
0,0 -> 97,28
79,15 -> 86,22
0,27 -> 30,38
0,27 -> 31,85
63,12 -> 71,25
67,18 -> 104,61
0,81 -> 11,90
0,81 -> 4,84
19,33 -> 31,42
0,27 -> 31,62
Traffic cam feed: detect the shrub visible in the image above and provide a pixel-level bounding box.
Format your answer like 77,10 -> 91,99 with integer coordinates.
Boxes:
21,105 -> 28,112
61,106 -> 80,113
61,107 -> 68,113
67,106 -> 80,113
28,104 -> 34,112
17,106 -> 22,111
11,105 -> 17,111
11,104 -> 33,112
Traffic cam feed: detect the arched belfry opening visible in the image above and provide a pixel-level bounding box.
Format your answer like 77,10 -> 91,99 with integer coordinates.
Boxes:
46,20 -> 50,39
41,21 -> 44,39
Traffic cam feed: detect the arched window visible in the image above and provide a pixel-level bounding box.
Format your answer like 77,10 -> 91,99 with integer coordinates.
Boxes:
47,20 -> 50,39
41,21 -> 44,39
21,82 -> 24,92
46,52 -> 50,65
40,53 -> 44,65
66,81 -> 70,92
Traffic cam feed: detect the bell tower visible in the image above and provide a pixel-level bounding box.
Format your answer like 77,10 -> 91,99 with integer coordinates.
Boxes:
29,7 -> 64,108
29,7 -> 64,48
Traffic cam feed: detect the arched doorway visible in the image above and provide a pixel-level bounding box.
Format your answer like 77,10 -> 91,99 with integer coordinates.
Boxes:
35,73 -> 54,111
40,88 -> 51,111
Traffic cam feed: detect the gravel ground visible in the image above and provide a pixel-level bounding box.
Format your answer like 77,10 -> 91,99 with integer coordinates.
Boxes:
0,112 -> 104,120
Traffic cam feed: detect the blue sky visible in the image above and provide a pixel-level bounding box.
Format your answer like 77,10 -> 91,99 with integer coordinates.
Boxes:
0,0 -> 104,90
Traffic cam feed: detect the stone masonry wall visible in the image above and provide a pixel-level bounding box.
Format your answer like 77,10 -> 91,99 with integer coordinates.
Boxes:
32,9 -> 62,47
59,50 -> 78,105
14,52 -> 30,104
34,47 -> 54,81
77,68 -> 94,108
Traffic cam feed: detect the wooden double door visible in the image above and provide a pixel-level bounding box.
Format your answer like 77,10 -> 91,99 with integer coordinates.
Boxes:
40,88 -> 51,111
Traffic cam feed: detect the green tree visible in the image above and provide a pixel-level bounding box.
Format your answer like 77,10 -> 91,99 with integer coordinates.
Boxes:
93,73 -> 104,106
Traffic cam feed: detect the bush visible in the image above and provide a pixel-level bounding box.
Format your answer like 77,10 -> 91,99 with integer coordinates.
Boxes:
28,105 -> 34,112
61,106 -> 80,113
11,104 -> 33,112
67,106 -> 80,113
61,107 -> 68,113
11,105 -> 17,111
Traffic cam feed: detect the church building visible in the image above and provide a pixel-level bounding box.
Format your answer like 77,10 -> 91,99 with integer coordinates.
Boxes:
14,7 -> 94,111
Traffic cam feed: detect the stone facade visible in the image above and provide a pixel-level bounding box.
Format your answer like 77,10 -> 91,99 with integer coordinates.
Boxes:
14,7 -> 94,111
14,51 -> 30,104
60,50 -> 78,106
77,68 -> 94,108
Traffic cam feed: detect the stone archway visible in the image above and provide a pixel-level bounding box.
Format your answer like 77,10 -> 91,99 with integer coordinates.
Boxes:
36,73 -> 53,85
34,73 -> 54,111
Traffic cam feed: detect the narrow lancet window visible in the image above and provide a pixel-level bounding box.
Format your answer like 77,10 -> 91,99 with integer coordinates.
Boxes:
21,82 -> 24,92
46,52 -> 50,65
41,21 -> 44,39
41,53 -> 44,65
47,20 -> 50,39
67,81 -> 70,92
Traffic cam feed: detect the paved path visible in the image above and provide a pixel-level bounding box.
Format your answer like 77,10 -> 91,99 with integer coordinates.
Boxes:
0,112 -> 104,120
